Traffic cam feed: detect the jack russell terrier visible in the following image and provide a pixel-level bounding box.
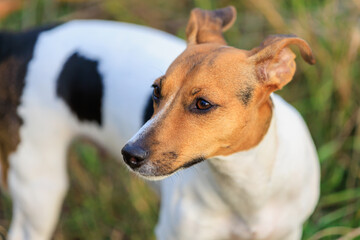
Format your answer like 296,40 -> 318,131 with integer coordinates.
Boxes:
0,6 -> 319,240
122,6 -> 320,240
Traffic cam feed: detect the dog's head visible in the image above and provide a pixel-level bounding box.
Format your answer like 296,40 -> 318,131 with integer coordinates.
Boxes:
122,6 -> 315,180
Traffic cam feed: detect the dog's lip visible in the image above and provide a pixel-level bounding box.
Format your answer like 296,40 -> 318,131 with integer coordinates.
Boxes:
180,156 -> 206,169
129,156 -> 207,181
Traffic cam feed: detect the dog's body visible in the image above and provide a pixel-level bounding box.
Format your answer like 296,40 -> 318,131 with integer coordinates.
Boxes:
0,20 -> 185,239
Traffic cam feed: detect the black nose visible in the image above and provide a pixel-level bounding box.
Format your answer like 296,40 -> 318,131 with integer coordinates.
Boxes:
121,143 -> 148,169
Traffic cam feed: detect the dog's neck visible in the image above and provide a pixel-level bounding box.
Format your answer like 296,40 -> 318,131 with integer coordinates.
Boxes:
207,102 -> 278,223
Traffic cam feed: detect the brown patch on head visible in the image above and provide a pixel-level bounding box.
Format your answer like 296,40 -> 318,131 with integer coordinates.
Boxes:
123,8 -> 315,179
166,44 -> 233,78
129,44 -> 273,177
184,53 -> 208,77
0,57 -> 26,189
207,46 -> 230,66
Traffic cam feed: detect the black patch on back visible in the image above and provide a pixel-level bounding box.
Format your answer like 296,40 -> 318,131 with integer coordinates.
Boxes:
57,52 -> 103,125
143,94 -> 154,124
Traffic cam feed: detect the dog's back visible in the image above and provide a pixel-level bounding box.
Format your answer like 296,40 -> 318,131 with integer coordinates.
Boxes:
18,20 -> 185,157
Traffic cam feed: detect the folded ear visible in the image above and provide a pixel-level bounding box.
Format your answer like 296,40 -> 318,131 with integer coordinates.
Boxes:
186,6 -> 236,45
249,34 -> 315,94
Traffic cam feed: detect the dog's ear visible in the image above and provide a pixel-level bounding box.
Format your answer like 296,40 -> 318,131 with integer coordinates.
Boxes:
186,6 -> 236,45
249,34 -> 315,94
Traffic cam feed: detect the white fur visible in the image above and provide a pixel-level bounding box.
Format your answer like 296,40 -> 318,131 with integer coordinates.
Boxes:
155,94 -> 320,240
6,20 -> 185,240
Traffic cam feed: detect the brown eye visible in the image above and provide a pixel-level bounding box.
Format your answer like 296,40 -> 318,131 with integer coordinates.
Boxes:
152,85 -> 161,100
196,98 -> 212,110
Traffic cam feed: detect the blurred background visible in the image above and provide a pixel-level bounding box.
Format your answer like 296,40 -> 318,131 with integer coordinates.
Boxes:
0,0 -> 359,239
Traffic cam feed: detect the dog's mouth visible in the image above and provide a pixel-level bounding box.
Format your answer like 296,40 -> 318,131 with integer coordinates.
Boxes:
177,156 -> 206,169
125,156 -> 207,181
121,142 -> 207,180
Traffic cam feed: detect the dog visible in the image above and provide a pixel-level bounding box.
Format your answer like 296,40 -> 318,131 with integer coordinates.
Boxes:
0,20 -> 185,239
122,6 -> 320,240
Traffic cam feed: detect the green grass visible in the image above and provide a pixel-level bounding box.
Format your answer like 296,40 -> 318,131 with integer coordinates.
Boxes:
0,0 -> 359,239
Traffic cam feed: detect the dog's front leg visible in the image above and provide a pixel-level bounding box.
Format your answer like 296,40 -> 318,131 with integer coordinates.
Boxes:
6,126 -> 71,240
8,170 -> 68,240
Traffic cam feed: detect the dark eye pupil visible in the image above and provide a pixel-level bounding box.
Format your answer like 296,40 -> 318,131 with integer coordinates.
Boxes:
153,86 -> 160,98
200,100 -> 208,107
196,99 -> 211,110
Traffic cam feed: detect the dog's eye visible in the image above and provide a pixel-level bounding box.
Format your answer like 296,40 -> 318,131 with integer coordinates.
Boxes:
196,98 -> 212,110
152,85 -> 161,101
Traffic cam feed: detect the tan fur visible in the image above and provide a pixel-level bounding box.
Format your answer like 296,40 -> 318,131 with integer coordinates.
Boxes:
139,6 -> 315,177
186,6 -> 236,45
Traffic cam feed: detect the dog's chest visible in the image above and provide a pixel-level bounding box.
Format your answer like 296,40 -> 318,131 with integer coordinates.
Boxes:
157,187 -> 288,240
155,165 -> 282,240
